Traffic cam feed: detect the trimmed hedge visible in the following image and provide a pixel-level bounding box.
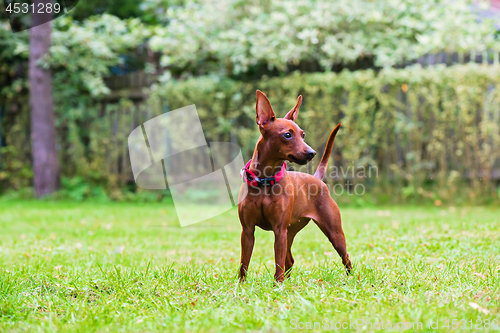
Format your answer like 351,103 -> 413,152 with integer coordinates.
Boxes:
150,64 -> 500,203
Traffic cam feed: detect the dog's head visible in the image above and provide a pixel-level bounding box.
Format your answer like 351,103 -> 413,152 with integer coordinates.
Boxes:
255,90 -> 316,165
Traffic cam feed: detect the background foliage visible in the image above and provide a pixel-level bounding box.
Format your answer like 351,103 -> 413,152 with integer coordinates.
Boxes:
4,63 -> 500,204
1,0 -> 499,203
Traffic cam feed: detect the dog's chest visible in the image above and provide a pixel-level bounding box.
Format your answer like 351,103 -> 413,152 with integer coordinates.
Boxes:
241,186 -> 294,230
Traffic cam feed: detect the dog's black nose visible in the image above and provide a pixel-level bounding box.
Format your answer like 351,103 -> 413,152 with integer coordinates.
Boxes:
307,149 -> 316,160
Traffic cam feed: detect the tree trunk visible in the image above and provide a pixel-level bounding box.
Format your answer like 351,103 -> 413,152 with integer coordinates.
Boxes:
29,1 -> 59,197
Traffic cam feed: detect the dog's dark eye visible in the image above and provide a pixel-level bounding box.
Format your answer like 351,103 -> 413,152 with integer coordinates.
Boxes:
302,133 -> 306,138
283,132 -> 292,139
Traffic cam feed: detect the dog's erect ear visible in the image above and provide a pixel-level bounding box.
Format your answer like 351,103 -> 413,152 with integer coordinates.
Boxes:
256,90 -> 275,130
284,95 -> 302,122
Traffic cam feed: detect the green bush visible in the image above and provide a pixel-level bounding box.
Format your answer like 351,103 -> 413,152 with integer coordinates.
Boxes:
148,64 -> 500,204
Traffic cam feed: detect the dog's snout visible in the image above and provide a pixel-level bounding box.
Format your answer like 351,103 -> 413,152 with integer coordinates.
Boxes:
307,149 -> 316,160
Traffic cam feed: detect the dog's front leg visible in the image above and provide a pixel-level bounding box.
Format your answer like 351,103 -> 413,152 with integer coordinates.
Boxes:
239,224 -> 255,281
273,225 -> 288,282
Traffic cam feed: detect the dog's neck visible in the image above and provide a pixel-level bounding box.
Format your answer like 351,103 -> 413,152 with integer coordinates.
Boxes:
249,137 -> 285,178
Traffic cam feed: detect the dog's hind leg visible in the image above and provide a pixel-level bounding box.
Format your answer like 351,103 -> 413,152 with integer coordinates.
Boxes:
312,199 -> 352,274
285,218 -> 310,276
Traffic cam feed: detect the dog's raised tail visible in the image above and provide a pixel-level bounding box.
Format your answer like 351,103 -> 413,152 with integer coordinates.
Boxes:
313,123 -> 341,180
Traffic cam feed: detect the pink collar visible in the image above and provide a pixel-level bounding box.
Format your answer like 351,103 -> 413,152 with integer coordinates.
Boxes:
240,160 -> 287,187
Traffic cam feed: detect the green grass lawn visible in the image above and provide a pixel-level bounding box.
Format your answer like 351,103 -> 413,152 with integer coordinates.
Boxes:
0,199 -> 499,332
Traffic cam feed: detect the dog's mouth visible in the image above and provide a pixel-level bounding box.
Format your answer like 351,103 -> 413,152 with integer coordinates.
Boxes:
287,154 -> 309,165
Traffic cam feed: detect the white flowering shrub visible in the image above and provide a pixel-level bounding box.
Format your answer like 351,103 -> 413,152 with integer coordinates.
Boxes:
149,0 -> 499,76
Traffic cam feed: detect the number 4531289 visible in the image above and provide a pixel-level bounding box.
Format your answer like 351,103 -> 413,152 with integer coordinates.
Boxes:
5,2 -> 61,14
443,319 -> 498,330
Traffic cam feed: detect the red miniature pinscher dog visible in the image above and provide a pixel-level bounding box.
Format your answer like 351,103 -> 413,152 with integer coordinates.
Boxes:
238,90 -> 352,282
